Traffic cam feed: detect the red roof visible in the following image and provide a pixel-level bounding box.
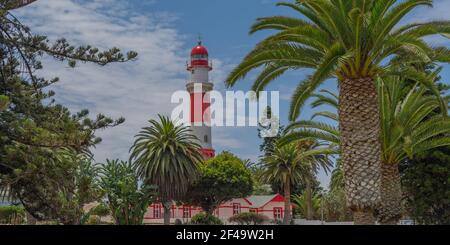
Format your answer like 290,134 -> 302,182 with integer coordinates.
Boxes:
246,194 -> 285,208
191,43 -> 208,56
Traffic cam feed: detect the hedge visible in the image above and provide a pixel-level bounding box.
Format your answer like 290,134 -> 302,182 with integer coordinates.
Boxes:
0,206 -> 26,224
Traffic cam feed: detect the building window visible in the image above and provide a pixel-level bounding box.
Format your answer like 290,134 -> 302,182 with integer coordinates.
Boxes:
153,204 -> 162,219
273,208 -> 282,220
171,205 -> 176,218
204,135 -> 208,143
183,207 -> 191,219
249,209 -> 257,213
233,203 -> 241,215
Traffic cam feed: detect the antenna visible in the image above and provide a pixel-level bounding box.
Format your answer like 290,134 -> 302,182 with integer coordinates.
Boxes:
197,33 -> 202,45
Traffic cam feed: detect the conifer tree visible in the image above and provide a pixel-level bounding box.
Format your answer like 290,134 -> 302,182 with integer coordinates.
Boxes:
0,1 -> 136,221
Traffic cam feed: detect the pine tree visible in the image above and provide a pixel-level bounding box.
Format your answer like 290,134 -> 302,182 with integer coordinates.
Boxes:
0,1 -> 136,222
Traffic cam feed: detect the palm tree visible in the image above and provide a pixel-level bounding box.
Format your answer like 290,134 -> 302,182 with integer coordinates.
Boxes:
294,140 -> 333,220
129,115 -> 204,225
377,77 -> 450,224
260,143 -> 335,225
329,160 -> 345,192
292,193 -> 321,220
260,144 -> 306,225
282,77 -> 450,224
225,0 -> 450,224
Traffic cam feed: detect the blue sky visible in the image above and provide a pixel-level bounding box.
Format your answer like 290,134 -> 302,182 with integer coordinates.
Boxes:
14,0 -> 450,189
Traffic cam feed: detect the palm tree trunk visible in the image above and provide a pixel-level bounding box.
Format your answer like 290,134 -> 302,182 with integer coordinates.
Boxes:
339,77 -> 382,225
305,177 -> 314,220
283,181 -> 292,225
163,201 -> 171,225
353,209 -> 376,225
378,163 -> 402,225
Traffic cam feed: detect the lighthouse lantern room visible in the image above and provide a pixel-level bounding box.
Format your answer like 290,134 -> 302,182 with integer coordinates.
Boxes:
186,40 -> 215,159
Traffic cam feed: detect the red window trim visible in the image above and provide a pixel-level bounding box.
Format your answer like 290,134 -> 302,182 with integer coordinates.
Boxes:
171,205 -> 176,218
183,206 -> 192,218
273,207 -> 283,220
232,203 -> 241,215
153,204 -> 162,219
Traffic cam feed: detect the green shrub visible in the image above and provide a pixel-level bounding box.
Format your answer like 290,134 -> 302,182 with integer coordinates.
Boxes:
191,213 -> 223,225
86,215 -> 102,225
0,206 -> 26,224
228,212 -> 268,225
90,203 -> 110,217
37,220 -> 61,225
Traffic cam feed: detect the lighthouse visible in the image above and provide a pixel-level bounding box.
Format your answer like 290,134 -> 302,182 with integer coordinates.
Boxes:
187,40 -> 215,159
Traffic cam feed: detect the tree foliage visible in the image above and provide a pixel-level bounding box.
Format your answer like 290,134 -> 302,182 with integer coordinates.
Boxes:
292,193 -> 321,219
184,152 -> 254,214
0,205 -> 25,224
225,0 -> 449,120
0,1 -> 135,221
129,115 -> 203,202
2,151 -> 103,224
401,148 -> 450,224
283,75 -> 450,223
322,161 -> 353,222
89,203 -> 110,217
258,106 -> 283,157
99,159 -> 156,225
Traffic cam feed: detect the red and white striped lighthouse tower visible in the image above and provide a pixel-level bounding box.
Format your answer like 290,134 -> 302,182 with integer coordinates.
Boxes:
187,40 -> 215,159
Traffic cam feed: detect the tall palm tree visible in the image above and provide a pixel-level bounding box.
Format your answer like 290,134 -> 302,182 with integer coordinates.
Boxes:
281,77 -> 450,224
260,143 -> 335,225
293,140 -> 333,220
129,115 -> 204,225
292,193 -> 322,220
377,77 -> 450,224
225,0 -> 450,224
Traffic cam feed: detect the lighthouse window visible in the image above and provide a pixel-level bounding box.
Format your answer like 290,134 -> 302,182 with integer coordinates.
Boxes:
204,135 -> 208,143
192,54 -> 207,59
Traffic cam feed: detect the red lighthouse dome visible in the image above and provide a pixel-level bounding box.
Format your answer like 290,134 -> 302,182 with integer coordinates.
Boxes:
188,41 -> 211,70
191,41 -> 208,56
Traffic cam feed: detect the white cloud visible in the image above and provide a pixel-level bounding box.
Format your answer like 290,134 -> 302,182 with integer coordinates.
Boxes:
213,127 -> 246,149
13,0 -> 228,162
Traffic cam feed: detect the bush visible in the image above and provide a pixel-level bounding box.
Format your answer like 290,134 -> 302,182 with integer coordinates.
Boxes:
228,212 -> 268,225
0,206 -> 25,224
86,215 -> 102,225
191,213 -> 223,225
37,220 -> 61,225
90,203 -> 110,217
